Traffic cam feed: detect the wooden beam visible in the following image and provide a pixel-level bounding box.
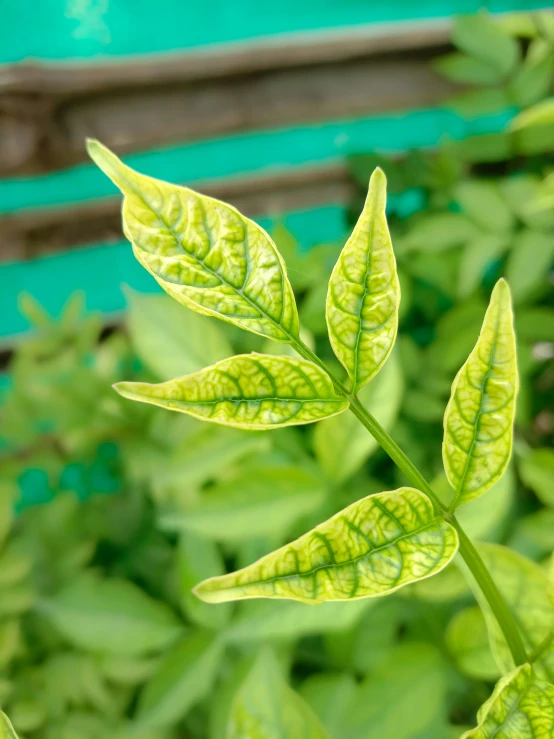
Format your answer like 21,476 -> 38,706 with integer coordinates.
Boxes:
0,162 -> 354,261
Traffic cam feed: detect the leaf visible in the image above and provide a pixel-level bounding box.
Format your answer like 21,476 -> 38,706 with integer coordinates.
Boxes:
465,544 -> 554,678
442,279 -> 518,508
505,230 -> 554,304
461,664 -> 554,738
434,53 -> 504,85
39,573 -> 183,656
226,648 -> 329,739
511,98 -> 554,130
87,140 -> 299,342
125,290 -> 232,379
161,465 -> 326,543
114,353 -> 349,429
401,212 -> 479,253
455,181 -> 515,233
326,168 -> 400,392
452,13 -> 520,76
223,599 -> 372,643
519,448 -> 554,507
451,466 -> 515,542
313,351 -> 403,483
509,509 -> 554,561
509,39 -> 554,107
300,673 -> 357,738
458,234 -> 511,298
446,606 -> 500,681
137,632 -> 222,729
343,643 -> 449,739
177,532 -> 232,630
0,712 -> 18,739
193,487 -> 458,604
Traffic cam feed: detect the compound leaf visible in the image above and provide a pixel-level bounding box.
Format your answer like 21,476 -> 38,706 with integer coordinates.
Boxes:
194,488 -> 458,604
461,664 -> 554,738
326,168 -> 400,392
87,140 -> 299,342
227,648 -> 329,739
443,279 -> 518,508
114,353 -> 349,429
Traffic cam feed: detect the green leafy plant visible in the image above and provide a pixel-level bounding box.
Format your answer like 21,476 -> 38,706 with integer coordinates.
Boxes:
85,137 -> 553,738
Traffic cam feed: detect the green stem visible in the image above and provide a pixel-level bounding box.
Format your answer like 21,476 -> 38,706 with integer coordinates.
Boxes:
291,338 -> 528,667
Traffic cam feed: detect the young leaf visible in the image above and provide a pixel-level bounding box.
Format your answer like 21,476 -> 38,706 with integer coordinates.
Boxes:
39,573 -> 183,656
137,632 -> 222,729
0,712 -> 18,739
461,664 -> 554,738
326,168 -> 400,392
443,279 -> 518,508
114,353 -> 349,429
193,488 -> 458,604
87,140 -> 299,342
227,648 -> 329,739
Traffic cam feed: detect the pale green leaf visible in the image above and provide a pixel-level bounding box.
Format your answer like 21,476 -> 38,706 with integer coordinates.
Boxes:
300,673 -> 357,738
223,599 -> 372,643
455,181 -> 515,233
114,353 -> 349,429
511,98 -> 554,130
343,643 -> 449,739
458,234 -> 511,298
137,632 -> 222,729
226,648 -> 329,739
505,230 -> 554,304
161,465 -> 326,542
464,544 -> 554,679
193,487 -> 458,605
39,573 -> 183,656
510,509 -> 554,560
443,279 -> 518,508
326,168 -> 400,392
461,663 -> 554,738
452,14 -> 520,76
519,448 -> 554,507
400,212 -> 479,253
449,466 -> 515,541
446,606 -> 500,681
125,290 -> 232,379
434,53 -> 504,85
0,712 -> 18,739
313,351 -> 403,482
87,140 -> 299,342
177,531 -> 232,630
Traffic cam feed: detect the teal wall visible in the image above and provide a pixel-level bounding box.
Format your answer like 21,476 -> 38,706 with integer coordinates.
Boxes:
3,0 -> 552,63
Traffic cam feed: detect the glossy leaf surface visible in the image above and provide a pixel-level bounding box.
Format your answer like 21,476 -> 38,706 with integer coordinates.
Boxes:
443,279 -> 518,508
87,140 -> 299,342
326,168 -> 400,391
462,664 -> 554,738
114,353 -> 349,429
227,648 -> 329,739
194,488 -> 458,604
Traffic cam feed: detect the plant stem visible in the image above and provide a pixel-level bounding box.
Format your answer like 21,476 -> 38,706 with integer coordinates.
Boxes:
292,338 -> 528,667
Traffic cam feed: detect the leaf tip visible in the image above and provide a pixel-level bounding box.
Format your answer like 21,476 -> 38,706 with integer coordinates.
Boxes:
192,578 -> 232,604
86,138 -> 130,193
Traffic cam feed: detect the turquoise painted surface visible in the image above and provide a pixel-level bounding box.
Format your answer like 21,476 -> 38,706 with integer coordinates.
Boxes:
0,204 -> 347,339
0,107 -> 511,216
3,0 -> 552,64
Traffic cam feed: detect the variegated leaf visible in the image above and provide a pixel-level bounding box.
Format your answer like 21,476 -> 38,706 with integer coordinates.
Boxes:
443,279 -> 518,508
194,488 -> 458,604
114,353 -> 349,429
87,140 -> 299,342
326,168 -> 400,392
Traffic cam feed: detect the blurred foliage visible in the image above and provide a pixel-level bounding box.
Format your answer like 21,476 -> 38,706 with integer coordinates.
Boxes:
0,9 -> 552,739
